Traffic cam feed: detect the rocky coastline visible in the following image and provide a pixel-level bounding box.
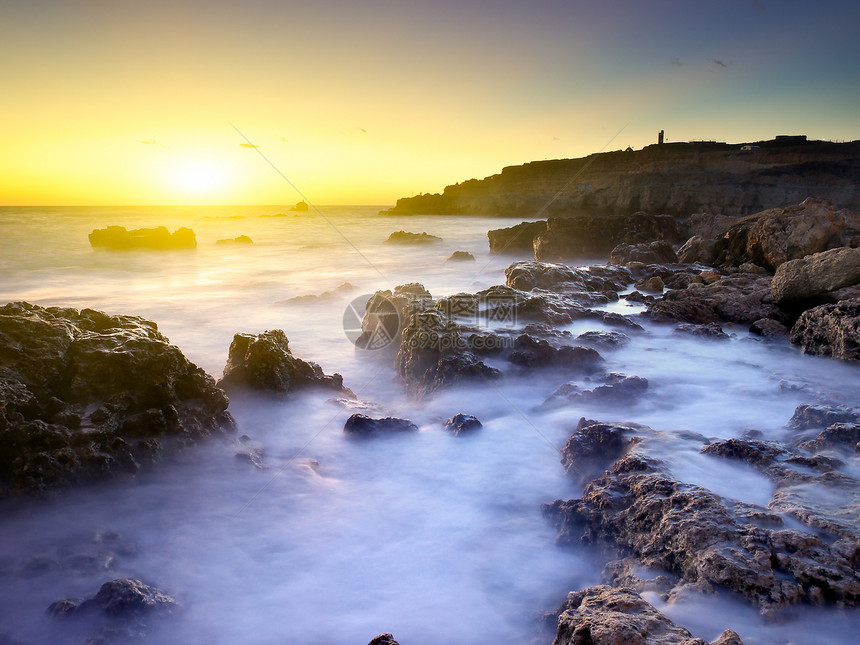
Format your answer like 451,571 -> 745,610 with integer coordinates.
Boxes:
2,195 -> 859,643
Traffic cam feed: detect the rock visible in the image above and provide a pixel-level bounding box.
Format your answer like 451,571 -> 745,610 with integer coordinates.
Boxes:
664,272 -> 703,290
343,414 -> 418,436
534,212 -> 681,262
89,226 -> 196,250
698,270 -> 721,285
749,318 -> 789,337
647,273 -> 784,325
721,198 -> 859,271
771,247 -> 860,304
0,302 -> 234,496
443,413 -> 482,435
215,235 -> 253,245
48,578 -> 177,618
275,282 -> 357,305
385,231 -> 442,244
558,420 -> 640,484
551,585 -> 723,645
504,261 -> 629,294
509,335 -> 604,373
799,423 -> 860,453
677,235 -> 721,265
789,404 -> 860,430
217,330 -> 351,395
789,298 -> 860,361
544,436 -> 860,613
290,201 -> 309,211
367,635 -> 400,645
446,251 -> 475,262
546,376 -> 649,410
673,323 -> 729,339
575,330 -> 630,349
356,284 -> 434,351
488,220 -> 547,253
610,241 -> 678,266
635,276 -> 664,293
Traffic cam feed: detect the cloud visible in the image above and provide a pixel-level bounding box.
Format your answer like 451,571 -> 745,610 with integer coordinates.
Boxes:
240,143 -> 260,148
358,127 -> 367,134
713,59 -> 728,68
671,57 -> 683,67
138,139 -> 157,145
280,137 -> 288,142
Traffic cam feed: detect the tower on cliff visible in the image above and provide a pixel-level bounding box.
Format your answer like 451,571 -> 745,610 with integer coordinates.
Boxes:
658,130 -> 664,145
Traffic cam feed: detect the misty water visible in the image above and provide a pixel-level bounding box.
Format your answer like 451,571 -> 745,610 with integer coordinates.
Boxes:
1,206 -> 859,644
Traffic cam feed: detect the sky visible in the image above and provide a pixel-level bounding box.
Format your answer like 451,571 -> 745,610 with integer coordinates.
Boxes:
1,0 -> 858,205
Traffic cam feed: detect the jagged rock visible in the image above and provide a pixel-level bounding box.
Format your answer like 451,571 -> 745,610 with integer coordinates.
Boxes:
385,231 -> 442,244
215,235 -> 253,245
789,298 -> 860,361
89,226 -> 197,250
749,318 -> 789,338
504,261 -> 629,294
367,635 -> 400,645
610,241 -> 678,266
534,212 -> 681,262
546,376 -> 649,410
771,247 -> 860,304
217,330 -> 351,395
575,330 -> 630,349
357,284 -> 434,350
446,251 -> 475,262
488,220 -> 547,253
48,578 -> 177,618
544,439 -> 860,613
789,404 -> 860,430
647,273 -> 784,324
557,420 -> 641,484
0,302 -> 234,496
395,310 -> 501,398
799,423 -> 860,453
677,235 -> 721,265
509,335 -> 604,372
343,414 -> 418,436
721,198 -> 859,271
673,323 -> 729,339
551,585 -> 733,645
443,413 -> 482,435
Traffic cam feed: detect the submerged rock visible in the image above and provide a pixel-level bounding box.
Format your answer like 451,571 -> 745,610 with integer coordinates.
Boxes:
509,335 -> 604,373
215,235 -> 253,245
343,414 -> 418,436
89,226 -> 196,250
446,251 -> 475,262
385,231 -> 442,244
367,635 -> 400,645
0,302 -> 234,496
789,298 -> 860,362
789,404 -> 860,430
546,375 -> 649,410
443,413 -> 482,435
217,330 -> 351,395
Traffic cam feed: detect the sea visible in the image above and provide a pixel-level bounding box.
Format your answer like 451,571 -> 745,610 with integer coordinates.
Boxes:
0,205 -> 859,644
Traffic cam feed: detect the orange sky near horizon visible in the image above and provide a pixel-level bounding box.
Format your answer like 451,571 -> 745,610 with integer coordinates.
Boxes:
1,0 -> 858,206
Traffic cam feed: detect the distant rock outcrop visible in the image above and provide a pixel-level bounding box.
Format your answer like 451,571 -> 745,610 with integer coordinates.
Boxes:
446,250 -> 475,262
216,235 -> 253,245
385,231 -> 442,244
89,226 -> 197,250
290,201 -> 309,212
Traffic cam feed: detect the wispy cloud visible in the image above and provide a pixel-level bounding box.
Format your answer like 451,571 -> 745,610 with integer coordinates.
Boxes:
138,139 -> 157,145
240,143 -> 260,148
671,57 -> 683,67
713,59 -> 728,69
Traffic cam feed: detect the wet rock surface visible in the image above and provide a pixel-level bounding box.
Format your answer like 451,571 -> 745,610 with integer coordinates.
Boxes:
545,376 -> 649,410
217,329 -> 352,395
343,414 -> 418,436
443,413 -> 483,435
0,302 -> 235,496
789,298 -> 860,362
550,585 -> 742,645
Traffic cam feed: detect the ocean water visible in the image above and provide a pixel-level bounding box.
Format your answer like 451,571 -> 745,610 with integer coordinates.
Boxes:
0,205 -> 859,644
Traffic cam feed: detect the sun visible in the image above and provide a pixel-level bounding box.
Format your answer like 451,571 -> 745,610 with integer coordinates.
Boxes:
166,158 -> 232,198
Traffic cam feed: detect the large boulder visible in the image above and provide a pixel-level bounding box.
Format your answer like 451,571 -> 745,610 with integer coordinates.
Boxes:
677,235 -> 721,265
343,414 -> 418,437
218,330 -> 351,394
771,247 -> 860,304
488,220 -> 547,253
534,212 -> 681,262
89,226 -> 196,250
0,302 -> 234,496
721,198 -> 859,271
789,298 -> 860,362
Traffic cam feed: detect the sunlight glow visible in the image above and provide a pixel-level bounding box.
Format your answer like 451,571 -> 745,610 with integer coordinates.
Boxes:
167,158 -> 232,197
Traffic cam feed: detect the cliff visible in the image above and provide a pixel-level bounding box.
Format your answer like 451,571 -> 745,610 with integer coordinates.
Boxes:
386,139 -> 860,217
